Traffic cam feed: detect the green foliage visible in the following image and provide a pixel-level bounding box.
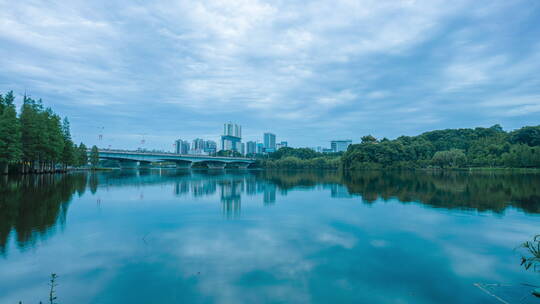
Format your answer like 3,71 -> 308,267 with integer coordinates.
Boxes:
261,147 -> 342,169
77,143 -> 88,167
216,150 -> 243,157
501,144 -> 540,168
361,135 -> 377,144
269,147 -> 322,160
519,235 -> 540,272
509,126 -> 540,146
342,125 -> 540,169
61,117 -> 75,167
0,91 -> 86,173
90,145 -> 100,168
43,108 -> 65,164
0,91 -> 23,169
262,156 -> 341,169
431,149 -> 467,168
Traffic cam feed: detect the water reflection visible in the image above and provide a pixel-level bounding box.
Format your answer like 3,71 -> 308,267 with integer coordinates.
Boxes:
343,170 -> 540,213
0,173 -> 87,255
1,169 -> 540,303
1,169 -> 539,253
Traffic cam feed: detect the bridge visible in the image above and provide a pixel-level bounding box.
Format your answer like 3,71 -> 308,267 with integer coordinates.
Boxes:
95,149 -> 255,169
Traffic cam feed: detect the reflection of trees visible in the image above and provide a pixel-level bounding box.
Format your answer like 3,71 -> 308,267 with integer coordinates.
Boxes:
343,170 -> 540,214
258,170 -> 343,190
0,173 -> 87,254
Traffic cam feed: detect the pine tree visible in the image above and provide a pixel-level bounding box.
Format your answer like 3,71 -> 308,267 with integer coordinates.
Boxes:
20,96 -> 42,172
61,117 -> 75,170
90,145 -> 99,169
77,143 -> 88,167
0,91 -> 22,174
42,108 -> 64,172
0,93 -> 4,113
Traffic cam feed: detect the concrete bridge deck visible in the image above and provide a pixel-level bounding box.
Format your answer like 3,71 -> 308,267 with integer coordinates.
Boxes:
95,149 -> 255,169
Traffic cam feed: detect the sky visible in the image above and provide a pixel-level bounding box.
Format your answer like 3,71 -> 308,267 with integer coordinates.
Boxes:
0,0 -> 539,151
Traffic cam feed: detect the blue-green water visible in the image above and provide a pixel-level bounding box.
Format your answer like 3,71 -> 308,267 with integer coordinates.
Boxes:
1,170 -> 539,303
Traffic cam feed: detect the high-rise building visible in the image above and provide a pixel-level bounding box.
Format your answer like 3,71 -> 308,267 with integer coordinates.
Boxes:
246,141 -> 257,155
264,133 -> 276,151
331,140 -> 352,152
175,139 -> 190,154
240,143 -> 246,155
192,138 -> 205,151
204,140 -> 217,154
257,143 -> 264,154
224,122 -> 242,137
221,122 -> 242,152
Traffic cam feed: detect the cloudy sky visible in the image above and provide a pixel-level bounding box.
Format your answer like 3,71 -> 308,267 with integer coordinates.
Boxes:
1,0 -> 539,150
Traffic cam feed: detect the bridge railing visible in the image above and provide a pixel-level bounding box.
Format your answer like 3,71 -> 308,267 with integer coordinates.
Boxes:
95,148 -> 256,160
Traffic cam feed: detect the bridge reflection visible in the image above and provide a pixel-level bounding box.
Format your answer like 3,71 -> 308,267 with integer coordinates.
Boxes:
2,170 -> 540,254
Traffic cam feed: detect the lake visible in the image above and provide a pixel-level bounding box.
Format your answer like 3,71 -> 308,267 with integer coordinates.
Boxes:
1,169 -> 539,303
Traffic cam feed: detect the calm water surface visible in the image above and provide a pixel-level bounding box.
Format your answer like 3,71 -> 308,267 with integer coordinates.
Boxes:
1,170 -> 539,303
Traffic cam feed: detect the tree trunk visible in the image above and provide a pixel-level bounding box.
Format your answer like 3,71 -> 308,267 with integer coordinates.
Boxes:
0,162 -> 8,175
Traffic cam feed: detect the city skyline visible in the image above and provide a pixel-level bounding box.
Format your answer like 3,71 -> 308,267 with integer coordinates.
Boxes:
1,1 -> 539,151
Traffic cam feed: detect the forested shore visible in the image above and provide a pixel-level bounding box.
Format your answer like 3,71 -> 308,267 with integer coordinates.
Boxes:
262,124 -> 540,169
0,91 -> 89,175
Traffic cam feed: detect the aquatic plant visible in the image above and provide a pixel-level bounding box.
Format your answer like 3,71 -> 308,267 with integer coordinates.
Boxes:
48,273 -> 58,304
520,235 -> 540,271
17,273 -> 59,304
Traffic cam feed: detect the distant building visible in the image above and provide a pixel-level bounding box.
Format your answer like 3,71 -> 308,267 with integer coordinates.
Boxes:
221,122 -> 242,152
257,143 -> 265,154
276,141 -> 288,150
192,138 -> 205,150
240,143 -> 246,155
246,141 -> 257,155
264,133 -> 276,150
175,139 -> 190,154
224,122 -> 242,137
191,138 -> 205,154
204,140 -> 217,154
322,148 -> 334,153
331,140 -> 352,152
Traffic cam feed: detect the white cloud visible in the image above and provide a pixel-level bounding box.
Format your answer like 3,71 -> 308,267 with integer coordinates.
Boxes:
443,55 -> 507,91
0,0 -> 539,148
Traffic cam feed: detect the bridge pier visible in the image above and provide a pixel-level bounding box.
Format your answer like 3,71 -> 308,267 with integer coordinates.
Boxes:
205,161 -> 226,169
228,162 -> 250,169
139,161 -> 152,169
175,161 -> 193,169
118,160 -> 139,169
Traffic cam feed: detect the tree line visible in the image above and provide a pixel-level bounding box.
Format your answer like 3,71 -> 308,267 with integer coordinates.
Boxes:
342,124 -> 540,169
261,124 -> 540,169
257,147 -> 342,169
0,91 -> 94,174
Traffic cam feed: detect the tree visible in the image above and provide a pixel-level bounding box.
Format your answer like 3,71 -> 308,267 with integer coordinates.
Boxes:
361,135 -> 377,144
90,145 -> 100,169
77,143 -> 88,167
42,108 -> 65,171
20,96 -> 44,172
216,150 -> 242,157
432,149 -> 467,168
0,91 -> 22,174
60,117 -> 75,170
510,126 -> 540,147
